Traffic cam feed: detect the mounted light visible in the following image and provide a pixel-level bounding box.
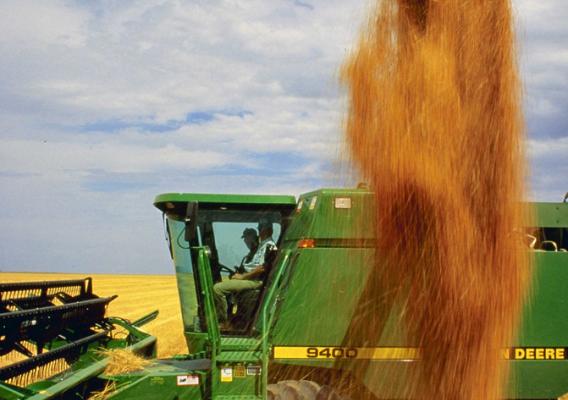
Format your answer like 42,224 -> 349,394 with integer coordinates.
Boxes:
297,239 -> 315,249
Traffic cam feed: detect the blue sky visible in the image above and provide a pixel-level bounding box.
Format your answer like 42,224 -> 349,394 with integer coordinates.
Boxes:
0,0 -> 566,274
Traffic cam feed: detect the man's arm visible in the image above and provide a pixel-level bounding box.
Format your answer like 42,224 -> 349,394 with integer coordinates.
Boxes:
233,265 -> 264,280
234,240 -> 275,280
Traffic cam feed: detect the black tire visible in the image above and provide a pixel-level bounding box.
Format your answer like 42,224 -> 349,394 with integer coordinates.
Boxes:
267,380 -> 348,400
316,385 -> 347,400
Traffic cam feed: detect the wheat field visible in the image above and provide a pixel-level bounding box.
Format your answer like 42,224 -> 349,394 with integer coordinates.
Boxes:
0,272 -> 192,358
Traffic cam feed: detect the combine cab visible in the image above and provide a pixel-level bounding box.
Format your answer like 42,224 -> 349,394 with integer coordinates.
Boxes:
0,278 -> 157,399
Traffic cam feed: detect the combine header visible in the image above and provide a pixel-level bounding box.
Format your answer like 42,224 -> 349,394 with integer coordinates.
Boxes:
0,278 -> 157,399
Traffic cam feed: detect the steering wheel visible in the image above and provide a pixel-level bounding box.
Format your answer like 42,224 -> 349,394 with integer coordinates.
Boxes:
219,264 -> 237,277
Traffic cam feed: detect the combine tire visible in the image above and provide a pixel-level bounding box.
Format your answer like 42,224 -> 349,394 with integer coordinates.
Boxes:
267,380 -> 348,400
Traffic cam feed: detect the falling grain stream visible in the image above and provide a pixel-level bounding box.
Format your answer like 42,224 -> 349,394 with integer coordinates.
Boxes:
340,0 -> 531,398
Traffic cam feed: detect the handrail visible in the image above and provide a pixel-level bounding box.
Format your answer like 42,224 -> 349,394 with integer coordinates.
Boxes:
194,246 -> 221,398
195,247 -> 221,354
259,249 -> 292,399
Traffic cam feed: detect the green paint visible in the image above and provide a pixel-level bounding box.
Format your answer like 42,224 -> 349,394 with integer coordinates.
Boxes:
534,202 -> 568,228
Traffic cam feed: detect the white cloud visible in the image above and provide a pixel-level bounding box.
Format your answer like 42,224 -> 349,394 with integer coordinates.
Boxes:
0,0 -> 565,273
516,0 -> 568,139
0,0 -> 361,127
527,136 -> 568,201
0,1 -> 89,48
0,139 -> 235,175
528,136 -> 568,158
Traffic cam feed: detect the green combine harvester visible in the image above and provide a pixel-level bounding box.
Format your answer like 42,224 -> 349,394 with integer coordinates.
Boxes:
1,188 -> 567,399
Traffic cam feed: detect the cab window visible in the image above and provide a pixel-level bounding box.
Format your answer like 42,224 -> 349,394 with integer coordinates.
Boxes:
213,222 -> 282,271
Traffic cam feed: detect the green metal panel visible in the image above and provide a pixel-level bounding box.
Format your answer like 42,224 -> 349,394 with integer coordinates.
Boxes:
108,374 -> 203,400
519,253 -> 568,344
104,359 -> 206,400
0,382 -> 33,400
509,252 -> 568,399
534,202 -> 568,227
284,188 -> 374,241
271,248 -> 373,347
507,202 -> 568,398
103,357 -> 264,399
272,193 -> 568,398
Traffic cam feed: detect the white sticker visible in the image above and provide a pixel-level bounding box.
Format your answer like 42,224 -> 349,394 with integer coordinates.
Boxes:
177,375 -> 199,386
309,196 -> 318,210
296,199 -> 303,212
334,197 -> 352,209
246,366 -> 261,376
221,367 -> 233,382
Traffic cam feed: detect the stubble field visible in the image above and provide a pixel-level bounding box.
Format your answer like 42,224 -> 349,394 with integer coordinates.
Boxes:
0,273 -> 191,358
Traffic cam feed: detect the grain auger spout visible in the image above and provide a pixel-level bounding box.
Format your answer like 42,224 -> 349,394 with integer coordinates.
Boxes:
0,278 -> 157,399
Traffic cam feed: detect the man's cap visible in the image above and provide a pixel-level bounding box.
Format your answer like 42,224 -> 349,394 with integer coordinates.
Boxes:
241,228 -> 258,238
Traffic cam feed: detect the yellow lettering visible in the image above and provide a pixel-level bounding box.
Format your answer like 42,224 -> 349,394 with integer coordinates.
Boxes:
505,347 -> 567,361
526,348 -> 535,359
545,348 -> 555,359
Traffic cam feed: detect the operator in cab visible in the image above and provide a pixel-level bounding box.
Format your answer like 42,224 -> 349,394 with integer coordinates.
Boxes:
213,220 -> 276,329
239,228 -> 259,267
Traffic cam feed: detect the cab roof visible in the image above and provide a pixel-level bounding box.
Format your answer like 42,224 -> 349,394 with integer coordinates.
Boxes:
154,192 -> 297,215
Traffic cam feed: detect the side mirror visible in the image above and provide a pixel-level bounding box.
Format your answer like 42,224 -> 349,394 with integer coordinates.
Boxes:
184,201 -> 199,242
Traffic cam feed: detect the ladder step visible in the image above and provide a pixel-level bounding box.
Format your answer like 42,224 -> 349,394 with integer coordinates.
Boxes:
217,351 -> 262,363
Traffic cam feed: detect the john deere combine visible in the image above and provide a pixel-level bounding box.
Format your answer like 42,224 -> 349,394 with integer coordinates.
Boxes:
1,188 -> 567,399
